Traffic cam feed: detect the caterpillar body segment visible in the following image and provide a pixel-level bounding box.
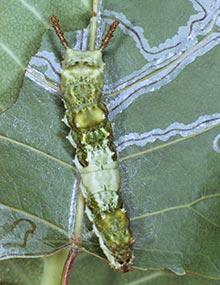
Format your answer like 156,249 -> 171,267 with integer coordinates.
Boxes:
61,49 -> 134,271
51,16 -> 134,272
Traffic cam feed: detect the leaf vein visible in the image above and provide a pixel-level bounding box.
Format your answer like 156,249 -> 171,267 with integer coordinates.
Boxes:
0,133 -> 75,171
125,272 -> 164,285
190,207 -> 220,228
131,193 -> 220,221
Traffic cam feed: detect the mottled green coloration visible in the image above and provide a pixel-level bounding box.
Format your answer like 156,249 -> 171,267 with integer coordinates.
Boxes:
96,209 -> 133,265
60,48 -> 134,271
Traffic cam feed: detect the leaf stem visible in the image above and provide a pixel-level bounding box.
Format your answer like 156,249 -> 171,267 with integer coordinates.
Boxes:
60,187 -> 85,285
89,0 -> 100,50
40,249 -> 69,285
62,248 -> 80,285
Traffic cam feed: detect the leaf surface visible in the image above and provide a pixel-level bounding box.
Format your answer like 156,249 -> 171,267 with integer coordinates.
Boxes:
1,0 -> 220,282
0,0 -> 91,113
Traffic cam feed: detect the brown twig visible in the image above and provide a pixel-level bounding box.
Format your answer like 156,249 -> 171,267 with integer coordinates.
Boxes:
62,248 -> 80,285
101,20 -> 120,49
50,15 -> 69,49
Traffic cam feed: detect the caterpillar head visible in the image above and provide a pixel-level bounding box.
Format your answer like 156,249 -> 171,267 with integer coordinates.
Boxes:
62,49 -> 104,69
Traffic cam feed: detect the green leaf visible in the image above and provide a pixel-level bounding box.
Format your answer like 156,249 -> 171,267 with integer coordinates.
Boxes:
103,0 -> 220,279
1,254 -> 220,285
0,0 -> 91,259
68,253 -> 220,285
0,71 -> 76,257
0,0 -> 91,113
1,0 -> 220,283
0,258 -> 43,285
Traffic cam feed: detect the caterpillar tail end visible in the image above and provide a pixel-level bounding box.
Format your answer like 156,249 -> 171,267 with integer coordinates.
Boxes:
94,208 -> 135,272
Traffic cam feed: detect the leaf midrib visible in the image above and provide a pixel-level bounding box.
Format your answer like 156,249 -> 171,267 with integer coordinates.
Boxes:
0,133 -> 74,170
